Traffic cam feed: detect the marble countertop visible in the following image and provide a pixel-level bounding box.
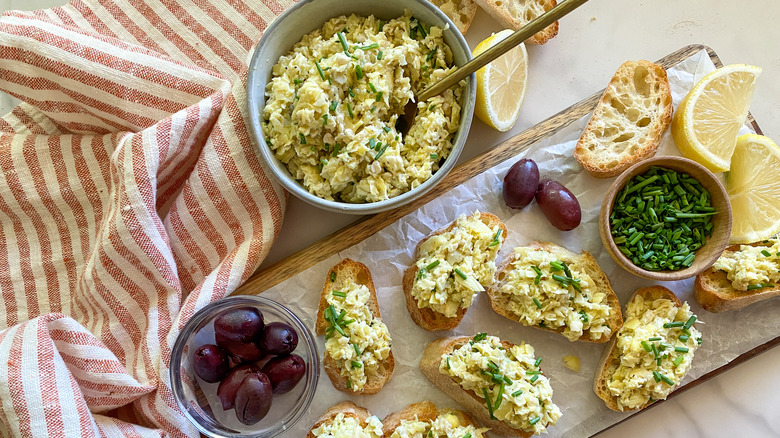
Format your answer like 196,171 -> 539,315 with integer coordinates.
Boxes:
2,0 -> 779,436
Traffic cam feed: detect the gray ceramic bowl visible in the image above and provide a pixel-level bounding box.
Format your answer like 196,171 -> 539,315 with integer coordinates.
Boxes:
246,0 -> 476,215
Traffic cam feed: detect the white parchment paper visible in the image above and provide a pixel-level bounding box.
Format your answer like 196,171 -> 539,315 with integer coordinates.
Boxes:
259,50 -> 777,437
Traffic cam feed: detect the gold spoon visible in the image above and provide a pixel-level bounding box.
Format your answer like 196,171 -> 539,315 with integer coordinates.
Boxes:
397,0 -> 591,135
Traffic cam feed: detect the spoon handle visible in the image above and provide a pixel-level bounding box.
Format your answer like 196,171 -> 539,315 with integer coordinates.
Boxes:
418,0 -> 591,102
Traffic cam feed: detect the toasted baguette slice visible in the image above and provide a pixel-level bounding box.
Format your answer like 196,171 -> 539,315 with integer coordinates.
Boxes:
307,401 -> 377,438
427,0 -> 478,34
382,401 -> 484,436
487,241 -> 622,342
695,242 -> 780,313
420,336 -> 534,437
315,259 -> 394,395
574,60 -> 673,178
593,286 -> 684,412
472,0 -> 558,44
403,213 -> 507,332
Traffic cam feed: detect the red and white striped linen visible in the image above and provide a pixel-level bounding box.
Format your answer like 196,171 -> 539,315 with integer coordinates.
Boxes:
0,0 -> 292,435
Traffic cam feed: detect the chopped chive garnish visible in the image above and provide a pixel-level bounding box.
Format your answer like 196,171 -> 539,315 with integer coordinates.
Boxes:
641,341 -> 652,352
377,50 -> 383,60
463,434 -> 471,438
489,229 -> 502,247
657,371 -> 674,386
529,416 -> 541,426
368,137 -> 376,150
359,43 -> 379,50
322,114 -> 328,125
663,321 -> 685,328
526,370 -> 541,375
534,357 -> 542,368
446,356 -> 451,369
652,370 -> 662,382
426,47 -> 437,61
346,102 -> 354,119
330,272 -> 336,282
762,250 -> 772,257
383,126 -> 391,133
425,260 -> 440,271
648,337 -> 662,341
430,153 -> 439,160
337,32 -> 349,52
494,383 -> 504,410
315,61 -> 326,80
679,334 -> 690,342
483,388 -> 496,420
473,332 -> 487,342
533,297 -> 542,309
293,78 -> 302,85
683,315 -> 697,330
368,82 -> 377,93
346,378 -> 351,388
375,91 -> 383,102
329,101 -> 337,112
512,390 -> 523,397
374,142 -> 389,160
675,346 -> 689,353
697,337 -> 702,345
580,310 -> 589,323
355,64 -> 364,79
351,360 -> 362,368
530,375 -> 539,383
673,355 -> 684,366
332,291 -> 347,298
347,87 -> 355,98
353,344 -> 361,355
299,133 -> 306,144
454,268 -> 468,280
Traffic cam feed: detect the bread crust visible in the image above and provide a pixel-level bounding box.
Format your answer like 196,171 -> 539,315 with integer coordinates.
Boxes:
315,258 -> 394,395
592,286 -> 683,412
487,241 -> 623,342
403,213 -> 507,332
306,401 -> 375,438
427,0 -> 479,34
419,336 -> 535,437
382,401 -> 482,435
574,60 -> 673,178
472,0 -> 559,44
695,242 -> 780,313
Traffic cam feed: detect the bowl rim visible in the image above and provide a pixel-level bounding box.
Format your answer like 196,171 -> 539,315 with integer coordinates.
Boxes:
599,156 -> 733,281
245,0 -> 477,215
169,295 -> 320,438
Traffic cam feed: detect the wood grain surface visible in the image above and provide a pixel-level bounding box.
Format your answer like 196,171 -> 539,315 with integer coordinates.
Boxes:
232,44 -> 772,437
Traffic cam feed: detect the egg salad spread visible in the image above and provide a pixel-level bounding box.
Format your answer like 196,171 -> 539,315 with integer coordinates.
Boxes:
495,246 -> 614,342
439,334 -> 561,434
412,212 -> 502,318
311,412 -> 384,438
607,296 -> 702,411
262,12 -> 463,203
712,240 -> 780,291
324,281 -> 392,391
389,412 -> 488,438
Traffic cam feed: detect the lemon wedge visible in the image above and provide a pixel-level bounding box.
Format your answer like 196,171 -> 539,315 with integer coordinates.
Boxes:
671,64 -> 761,172
727,134 -> 780,243
473,29 -> 528,132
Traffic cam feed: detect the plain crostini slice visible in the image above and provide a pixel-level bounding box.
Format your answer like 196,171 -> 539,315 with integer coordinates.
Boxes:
315,258 -> 394,395
487,241 -> 623,343
307,401 -> 383,438
403,211 -> 507,331
382,401 -> 488,437
695,240 -> 780,313
419,334 -> 561,437
594,286 -> 702,412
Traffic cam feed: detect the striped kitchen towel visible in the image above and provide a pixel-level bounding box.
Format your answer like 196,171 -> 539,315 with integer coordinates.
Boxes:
0,0 -> 292,436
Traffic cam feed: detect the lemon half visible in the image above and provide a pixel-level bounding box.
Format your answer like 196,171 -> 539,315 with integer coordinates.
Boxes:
473,29 -> 528,132
671,64 -> 761,172
727,134 -> 780,243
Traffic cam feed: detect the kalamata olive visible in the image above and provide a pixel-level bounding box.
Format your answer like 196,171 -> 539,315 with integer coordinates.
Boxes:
259,322 -> 298,355
234,372 -> 273,425
503,158 -> 540,209
535,179 -> 582,231
261,354 -> 306,394
193,344 -> 230,383
216,337 -> 265,363
214,307 -> 264,344
217,364 -> 259,410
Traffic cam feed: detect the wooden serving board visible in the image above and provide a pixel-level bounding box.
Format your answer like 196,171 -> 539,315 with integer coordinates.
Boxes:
233,44 -> 774,435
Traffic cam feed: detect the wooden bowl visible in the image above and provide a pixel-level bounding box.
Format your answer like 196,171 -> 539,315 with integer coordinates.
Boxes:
599,156 -> 732,281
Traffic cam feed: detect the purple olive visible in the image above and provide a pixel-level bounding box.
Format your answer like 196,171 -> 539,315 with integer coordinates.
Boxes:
234,372 -> 273,425
217,364 -> 259,410
259,322 -> 298,355
192,344 -> 229,383
503,158 -> 540,209
216,337 -> 265,363
214,307 -> 264,344
535,179 -> 582,231
261,354 -> 306,394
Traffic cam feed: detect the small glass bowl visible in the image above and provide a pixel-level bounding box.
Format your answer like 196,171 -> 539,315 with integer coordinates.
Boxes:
170,296 -> 319,438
